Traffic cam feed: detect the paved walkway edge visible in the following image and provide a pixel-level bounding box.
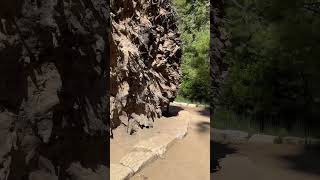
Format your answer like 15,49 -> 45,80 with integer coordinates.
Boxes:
172,101 -> 208,108
211,128 -> 320,145
111,114 -> 190,180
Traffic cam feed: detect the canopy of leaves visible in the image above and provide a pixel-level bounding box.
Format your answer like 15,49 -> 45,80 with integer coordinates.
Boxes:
219,0 -> 320,126
174,0 -> 210,102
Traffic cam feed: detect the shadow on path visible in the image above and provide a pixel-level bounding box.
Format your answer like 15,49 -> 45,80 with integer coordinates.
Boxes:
163,105 -> 184,117
196,107 -> 210,117
196,121 -> 210,133
211,141 -> 237,173
279,144 -> 320,176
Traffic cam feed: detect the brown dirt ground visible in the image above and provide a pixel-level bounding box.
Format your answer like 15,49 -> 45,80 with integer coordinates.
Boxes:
131,105 -> 210,180
211,141 -> 320,180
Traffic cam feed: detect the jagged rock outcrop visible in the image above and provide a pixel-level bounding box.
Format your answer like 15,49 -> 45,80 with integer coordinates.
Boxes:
0,0 -> 109,179
110,0 -> 181,133
211,0 -> 230,113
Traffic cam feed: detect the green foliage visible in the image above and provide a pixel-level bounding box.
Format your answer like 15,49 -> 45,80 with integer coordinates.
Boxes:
175,94 -> 209,106
218,0 -> 320,129
174,0 -> 210,103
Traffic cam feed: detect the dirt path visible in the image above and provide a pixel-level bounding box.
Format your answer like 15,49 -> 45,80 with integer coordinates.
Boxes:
211,142 -> 320,180
131,106 -> 210,180
110,105 -> 189,164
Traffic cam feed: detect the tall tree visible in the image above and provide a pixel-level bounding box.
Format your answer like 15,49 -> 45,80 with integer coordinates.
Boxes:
174,0 -> 211,102
218,0 -> 320,130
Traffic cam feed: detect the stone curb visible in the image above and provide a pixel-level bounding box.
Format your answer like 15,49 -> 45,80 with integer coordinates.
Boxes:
176,119 -> 189,139
211,128 -> 249,144
172,101 -> 208,108
111,115 -> 190,180
133,134 -> 177,158
282,136 -> 305,145
120,150 -> 157,173
110,163 -> 134,180
248,134 -> 276,144
211,128 -> 320,146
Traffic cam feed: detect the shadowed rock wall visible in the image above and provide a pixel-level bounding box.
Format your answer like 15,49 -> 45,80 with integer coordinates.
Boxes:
0,0 -> 109,179
211,0 -> 230,113
110,0 -> 181,133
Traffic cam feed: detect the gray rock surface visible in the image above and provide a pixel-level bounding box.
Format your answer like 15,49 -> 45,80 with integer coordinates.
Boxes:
120,150 -> 156,173
110,163 -> 133,180
110,0 -> 181,132
248,134 -> 276,144
0,0 -> 109,179
282,136 -> 305,145
211,128 -> 249,144
211,0 -> 231,112
133,134 -> 176,157
307,138 -> 320,145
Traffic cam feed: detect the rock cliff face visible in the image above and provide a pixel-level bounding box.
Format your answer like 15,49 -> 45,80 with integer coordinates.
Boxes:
211,0 -> 230,112
0,0 -> 109,179
110,0 -> 181,133
0,0 -> 180,178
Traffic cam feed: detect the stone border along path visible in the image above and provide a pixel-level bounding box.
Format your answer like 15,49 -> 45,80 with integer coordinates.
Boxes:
171,101 -> 208,108
211,128 -> 320,145
110,112 -> 190,180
